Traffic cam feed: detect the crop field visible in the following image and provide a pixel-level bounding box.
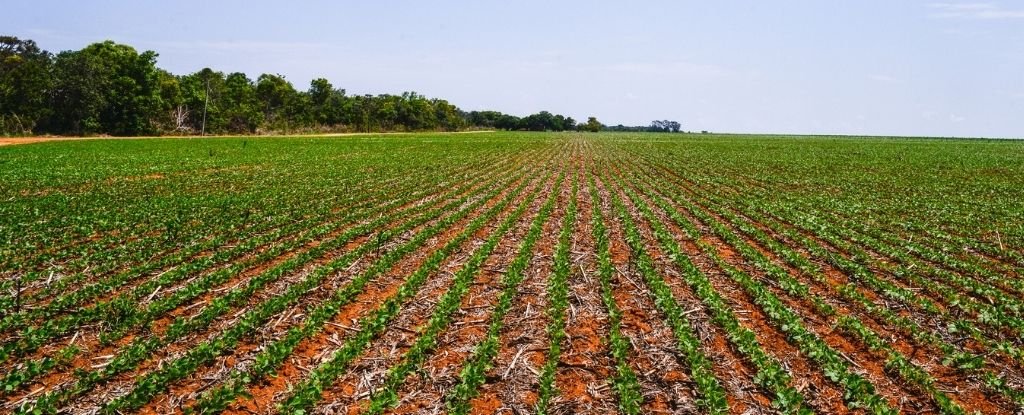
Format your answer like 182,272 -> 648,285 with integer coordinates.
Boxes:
1,132 -> 1023,414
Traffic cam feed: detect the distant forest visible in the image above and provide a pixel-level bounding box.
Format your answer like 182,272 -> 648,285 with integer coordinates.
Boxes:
0,36 -> 683,137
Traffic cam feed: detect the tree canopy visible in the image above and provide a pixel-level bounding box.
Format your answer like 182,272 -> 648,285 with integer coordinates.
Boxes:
604,120 -> 684,133
0,36 -> 683,136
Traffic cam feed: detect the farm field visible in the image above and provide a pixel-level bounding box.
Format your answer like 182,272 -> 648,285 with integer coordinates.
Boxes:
1,132 -> 1023,414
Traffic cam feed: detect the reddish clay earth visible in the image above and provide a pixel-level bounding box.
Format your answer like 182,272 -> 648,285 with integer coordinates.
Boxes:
2,134 -> 1022,414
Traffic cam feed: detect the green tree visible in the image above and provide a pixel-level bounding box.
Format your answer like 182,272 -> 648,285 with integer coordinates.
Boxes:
179,68 -> 227,134
0,36 -> 52,135
47,48 -> 108,134
286,91 -> 312,128
522,111 -> 554,131
398,91 -> 434,130
583,116 -> 603,132
89,41 -> 163,135
256,73 -> 298,131
495,114 -> 521,130
153,69 -> 183,132
321,86 -> 347,126
373,94 -> 399,131
46,41 -> 165,135
222,72 -> 262,133
432,98 -> 464,131
308,78 -> 333,125
467,111 -> 504,128
6,36 -> 642,136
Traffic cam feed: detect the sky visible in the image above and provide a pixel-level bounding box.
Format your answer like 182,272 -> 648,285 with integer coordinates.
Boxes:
3,1 -> 1024,138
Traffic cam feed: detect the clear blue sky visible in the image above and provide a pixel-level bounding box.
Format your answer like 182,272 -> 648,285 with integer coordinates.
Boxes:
4,1 -> 1023,137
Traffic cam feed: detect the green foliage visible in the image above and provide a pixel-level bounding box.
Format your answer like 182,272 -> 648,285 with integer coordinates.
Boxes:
582,116 -> 602,133
607,182 -> 730,414
613,173 -> 812,414
0,134 -> 550,414
613,133 -> 1024,410
587,175 -> 644,414
187,169 -> 532,414
3,133 -> 1024,414
0,36 -> 52,135
0,36 -> 590,136
46,41 -> 165,135
445,172 -> 561,415
356,177 -> 543,415
281,171 -> 548,414
537,174 -> 576,413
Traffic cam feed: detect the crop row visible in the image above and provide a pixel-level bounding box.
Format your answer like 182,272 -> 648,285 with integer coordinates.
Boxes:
444,169 -> 562,414
608,171 -> 815,414
623,166 -> 966,413
536,173 -> 577,413
184,166 -> 547,414
599,173 -> 730,413
0,160 -> 512,394
0,146 -> 522,316
280,170 -> 552,414
13,157 -> 535,413
623,151 -> 1023,411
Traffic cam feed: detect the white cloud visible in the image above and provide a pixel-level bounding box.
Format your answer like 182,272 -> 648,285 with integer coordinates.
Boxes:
928,2 -> 1024,19
949,113 -> 967,122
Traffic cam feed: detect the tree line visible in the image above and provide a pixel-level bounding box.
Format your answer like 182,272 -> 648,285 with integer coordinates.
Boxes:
604,120 -> 682,133
1,36 -> 682,136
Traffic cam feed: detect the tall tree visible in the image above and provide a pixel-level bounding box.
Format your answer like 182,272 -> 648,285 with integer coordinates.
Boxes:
583,116 -> 603,132
0,36 -> 52,135
153,69 -> 183,132
179,68 -> 227,134
47,48 -> 108,134
92,41 -> 163,135
255,73 -> 298,131
495,113 -> 521,130
522,111 -> 554,131
46,41 -> 165,135
4,36 -> 677,136
432,98 -> 464,131
308,77 -> 333,126
222,72 -> 262,133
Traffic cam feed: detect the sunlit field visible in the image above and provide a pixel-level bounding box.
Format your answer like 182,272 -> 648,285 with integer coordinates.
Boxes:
2,132 -> 1023,414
